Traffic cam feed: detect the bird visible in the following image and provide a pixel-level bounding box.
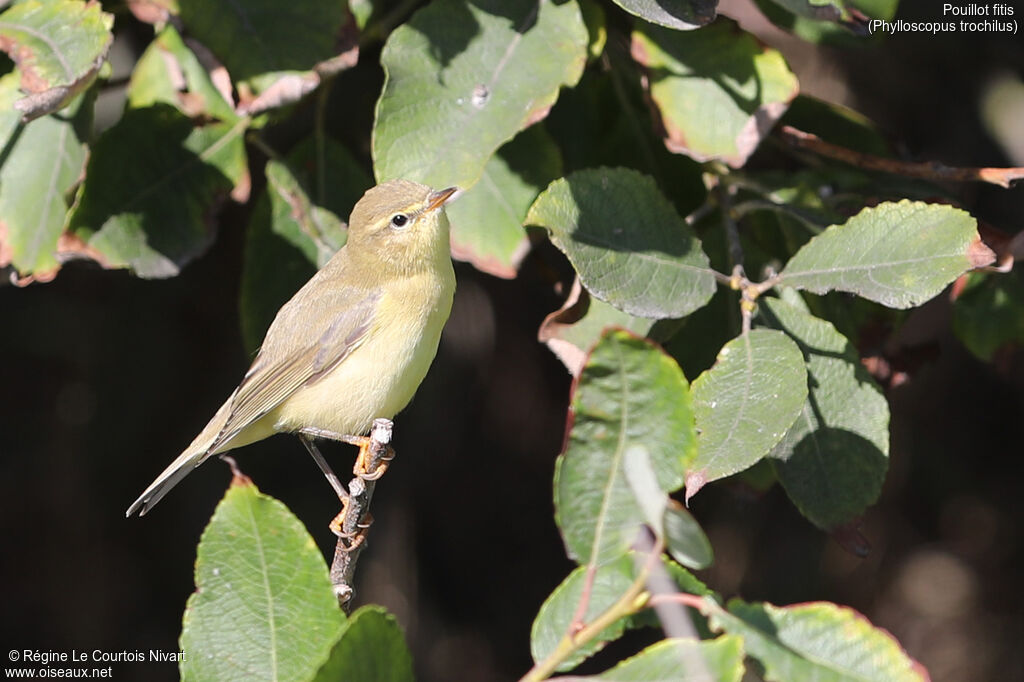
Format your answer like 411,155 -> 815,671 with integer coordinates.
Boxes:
126,180 -> 458,517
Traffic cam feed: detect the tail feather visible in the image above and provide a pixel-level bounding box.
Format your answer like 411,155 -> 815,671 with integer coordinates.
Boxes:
125,449 -> 210,516
126,395 -> 236,517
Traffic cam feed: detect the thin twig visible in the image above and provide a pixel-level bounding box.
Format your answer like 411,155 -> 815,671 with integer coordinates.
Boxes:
779,125 -> 1024,189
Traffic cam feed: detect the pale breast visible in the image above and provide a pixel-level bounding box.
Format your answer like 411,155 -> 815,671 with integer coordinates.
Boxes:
269,266 -> 455,437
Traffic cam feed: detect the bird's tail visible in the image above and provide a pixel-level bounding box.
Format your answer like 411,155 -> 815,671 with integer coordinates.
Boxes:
125,395 -> 235,517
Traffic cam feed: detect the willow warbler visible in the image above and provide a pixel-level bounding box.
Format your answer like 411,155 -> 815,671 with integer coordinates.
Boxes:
127,180 -> 458,516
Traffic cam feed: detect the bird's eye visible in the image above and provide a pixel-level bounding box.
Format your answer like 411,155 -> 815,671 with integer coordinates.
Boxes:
390,214 -> 409,228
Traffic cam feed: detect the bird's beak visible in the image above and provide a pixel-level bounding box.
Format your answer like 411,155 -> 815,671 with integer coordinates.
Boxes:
426,186 -> 459,212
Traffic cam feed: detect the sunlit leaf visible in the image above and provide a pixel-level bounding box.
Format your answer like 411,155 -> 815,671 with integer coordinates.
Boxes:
711,600 -> 928,681
555,329 -> 696,566
447,123 -> 561,278
0,73 -> 90,280
128,24 -> 237,121
778,201 -> 995,308
531,553 -> 713,672
181,479 -> 345,682
594,635 -> 744,681
687,329 -> 807,499
0,0 -> 113,119
630,19 -> 799,167
373,0 -> 587,189
313,606 -> 414,682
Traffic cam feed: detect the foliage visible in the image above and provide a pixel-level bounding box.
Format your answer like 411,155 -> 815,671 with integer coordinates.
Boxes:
1,0 -> 1013,679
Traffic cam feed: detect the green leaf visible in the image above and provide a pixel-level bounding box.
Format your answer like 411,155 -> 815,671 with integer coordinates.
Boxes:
630,20 -> 799,167
555,329 -> 696,566
539,280 -> 685,375
240,136 -> 372,351
765,0 -> 846,21
180,479 -> 345,682
0,0 -> 113,120
594,635 -> 745,681
953,271 -> 1024,361
66,105 -> 249,278
663,503 -> 713,570
610,0 -> 717,30
754,0 -> 893,45
758,294 -> 889,529
711,600 -> 928,682
0,73 -> 90,279
373,0 -> 587,189
313,606 -> 414,682
531,554 -> 712,672
177,0 -> 346,93
780,95 -> 891,157
527,167 -> 715,319
128,24 -> 237,121
531,555 -> 637,672
688,329 -> 807,498
447,123 -> 561,278
778,201 -> 995,309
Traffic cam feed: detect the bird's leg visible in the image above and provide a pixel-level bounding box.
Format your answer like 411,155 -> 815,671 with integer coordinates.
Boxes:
298,426 -> 367,447
297,426 -> 393,481
299,433 -> 350,504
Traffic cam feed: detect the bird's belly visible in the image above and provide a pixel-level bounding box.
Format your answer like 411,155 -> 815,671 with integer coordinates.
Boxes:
269,283 -> 451,437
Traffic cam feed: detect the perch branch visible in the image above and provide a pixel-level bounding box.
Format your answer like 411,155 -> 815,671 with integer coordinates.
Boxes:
325,418 -> 395,609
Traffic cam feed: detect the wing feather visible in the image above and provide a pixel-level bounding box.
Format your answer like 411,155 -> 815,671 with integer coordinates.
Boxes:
207,285 -> 380,452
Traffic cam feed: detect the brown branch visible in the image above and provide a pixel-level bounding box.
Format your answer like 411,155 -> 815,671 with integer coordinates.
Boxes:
779,126 -> 1024,189
329,418 -> 394,610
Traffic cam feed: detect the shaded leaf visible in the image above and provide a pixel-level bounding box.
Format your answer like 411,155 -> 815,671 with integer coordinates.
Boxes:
759,294 -> 889,529
754,0 -> 891,45
766,0 -> 845,21
180,479 -> 345,682
664,502 -> 712,570
313,606 -> 414,682
610,0 -> 717,31
779,95 -> 891,158
373,0 -> 587,189
580,0 -> 608,61
127,24 -> 237,121
594,635 -> 745,681
0,73 -> 90,279
556,329 -> 696,566
0,0 -> 113,120
67,105 -> 248,278
539,279 -> 683,376
527,167 -> 715,318
952,271 -> 1024,361
688,329 -> 807,499
447,123 -> 561,278
240,136 -> 372,351
778,201 -> 995,309
631,20 -> 799,167
177,0 -> 346,94
531,554 -> 713,672
711,600 -> 928,682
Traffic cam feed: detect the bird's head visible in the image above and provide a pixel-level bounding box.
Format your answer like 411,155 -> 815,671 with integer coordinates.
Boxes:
346,180 -> 458,273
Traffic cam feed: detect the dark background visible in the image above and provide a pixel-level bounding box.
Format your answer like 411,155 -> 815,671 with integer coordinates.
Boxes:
2,0 -> 1023,680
